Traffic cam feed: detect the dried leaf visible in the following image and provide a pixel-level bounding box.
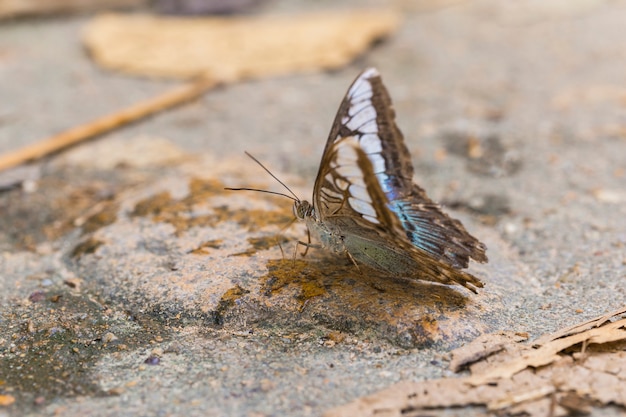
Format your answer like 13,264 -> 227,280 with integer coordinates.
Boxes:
83,11 -> 401,81
467,317 -> 626,385
324,306 -> 626,417
534,305 -> 626,346
449,331 -> 527,372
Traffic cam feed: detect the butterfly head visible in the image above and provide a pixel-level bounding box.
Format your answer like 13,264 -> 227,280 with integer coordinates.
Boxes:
293,200 -> 314,220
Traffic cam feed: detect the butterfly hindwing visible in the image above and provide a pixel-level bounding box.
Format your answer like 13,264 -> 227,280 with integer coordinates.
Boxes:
389,187 -> 488,269
329,145 -> 485,292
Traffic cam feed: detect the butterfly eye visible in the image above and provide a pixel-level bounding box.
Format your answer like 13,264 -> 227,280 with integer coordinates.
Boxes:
293,201 -> 304,219
293,201 -> 313,220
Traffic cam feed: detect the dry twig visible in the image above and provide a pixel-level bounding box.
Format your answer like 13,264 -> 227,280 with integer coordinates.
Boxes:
0,79 -> 215,173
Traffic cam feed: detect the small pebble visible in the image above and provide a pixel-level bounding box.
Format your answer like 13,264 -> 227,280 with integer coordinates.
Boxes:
22,179 -> 38,193
102,332 -> 118,343
63,278 -> 82,289
28,291 -> 46,303
503,222 -> 517,234
108,387 -> 125,395
144,355 -> 160,365
259,379 -> 275,392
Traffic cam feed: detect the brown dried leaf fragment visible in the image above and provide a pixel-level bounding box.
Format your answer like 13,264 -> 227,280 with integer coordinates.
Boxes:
534,305 -> 626,346
324,306 -> 626,417
468,316 -> 626,385
449,330 -> 527,372
83,11 -> 401,80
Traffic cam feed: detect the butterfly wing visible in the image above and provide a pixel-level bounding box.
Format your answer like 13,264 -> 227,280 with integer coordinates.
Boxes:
312,68 -> 487,273
320,143 -> 485,292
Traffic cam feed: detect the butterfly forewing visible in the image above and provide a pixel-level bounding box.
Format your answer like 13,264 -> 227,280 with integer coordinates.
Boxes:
314,68 -> 414,215
310,68 -> 487,289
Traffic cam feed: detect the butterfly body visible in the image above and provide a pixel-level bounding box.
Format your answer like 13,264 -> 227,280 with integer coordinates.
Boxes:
294,68 -> 488,293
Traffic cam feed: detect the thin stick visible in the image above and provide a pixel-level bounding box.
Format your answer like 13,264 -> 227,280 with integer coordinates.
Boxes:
0,78 -> 216,172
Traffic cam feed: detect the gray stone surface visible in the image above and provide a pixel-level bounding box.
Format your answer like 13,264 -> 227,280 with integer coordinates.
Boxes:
1,1 -> 626,416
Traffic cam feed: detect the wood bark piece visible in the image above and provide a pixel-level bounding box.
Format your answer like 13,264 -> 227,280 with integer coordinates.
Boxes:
83,11 -> 401,80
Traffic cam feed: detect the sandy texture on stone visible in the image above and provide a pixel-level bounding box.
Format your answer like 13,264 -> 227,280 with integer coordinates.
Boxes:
1,1 -> 626,416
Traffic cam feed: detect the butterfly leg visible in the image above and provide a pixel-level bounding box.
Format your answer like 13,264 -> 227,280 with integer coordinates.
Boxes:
295,240 -> 322,255
293,234 -> 322,265
277,238 -> 285,259
345,250 -> 361,272
298,228 -> 322,257
276,217 -> 297,260
303,228 -> 311,256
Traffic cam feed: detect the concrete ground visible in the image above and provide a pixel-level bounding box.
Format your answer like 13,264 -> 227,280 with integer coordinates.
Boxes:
1,0 -> 625,416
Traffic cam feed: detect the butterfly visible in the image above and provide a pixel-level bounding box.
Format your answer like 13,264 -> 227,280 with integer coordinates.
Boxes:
294,68 -> 487,292
232,68 -> 488,292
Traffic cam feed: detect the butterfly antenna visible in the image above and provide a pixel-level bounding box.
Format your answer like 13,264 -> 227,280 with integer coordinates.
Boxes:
225,152 -> 306,259
239,151 -> 301,201
224,187 -> 297,201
